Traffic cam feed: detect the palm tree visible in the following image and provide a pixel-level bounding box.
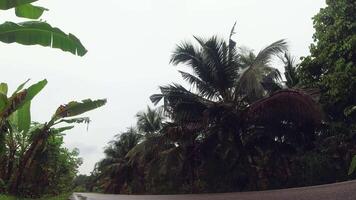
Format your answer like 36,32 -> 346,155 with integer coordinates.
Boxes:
150,25 -> 290,131
149,27 -> 321,191
96,27 -> 323,193
237,40 -> 286,101
124,106 -> 202,193
136,106 -> 164,135
279,53 -> 299,88
96,128 -> 142,193
96,107 -> 167,194
127,106 -> 169,168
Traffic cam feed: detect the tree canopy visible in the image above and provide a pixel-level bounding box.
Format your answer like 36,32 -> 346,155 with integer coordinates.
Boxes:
299,0 -> 356,121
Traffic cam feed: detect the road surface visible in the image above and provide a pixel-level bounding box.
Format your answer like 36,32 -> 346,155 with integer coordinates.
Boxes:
72,180 -> 356,200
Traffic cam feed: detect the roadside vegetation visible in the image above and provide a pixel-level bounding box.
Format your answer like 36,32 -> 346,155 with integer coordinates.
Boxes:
76,0 -> 356,194
0,193 -> 71,200
1,0 -> 355,197
0,0 -> 106,198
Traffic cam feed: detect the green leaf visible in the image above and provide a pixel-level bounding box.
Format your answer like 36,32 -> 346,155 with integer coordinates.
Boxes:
57,117 -> 91,130
9,80 -> 46,131
51,126 -> 75,135
0,93 -> 8,112
15,3 -> 48,19
12,79 -> 30,95
0,83 -> 8,95
2,80 -> 46,119
345,106 -> 356,117
58,117 -> 91,124
1,91 -> 27,118
53,99 -> 107,121
348,155 -> 356,175
24,79 -> 47,102
0,21 -> 87,56
0,0 -> 38,10
15,101 -> 31,133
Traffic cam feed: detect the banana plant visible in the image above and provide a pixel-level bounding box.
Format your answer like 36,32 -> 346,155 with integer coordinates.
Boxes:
9,98 -> 106,193
0,0 -> 87,56
0,80 -> 106,194
0,79 -> 47,157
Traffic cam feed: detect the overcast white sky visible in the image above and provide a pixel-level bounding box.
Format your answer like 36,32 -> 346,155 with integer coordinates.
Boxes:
1,0 -> 326,174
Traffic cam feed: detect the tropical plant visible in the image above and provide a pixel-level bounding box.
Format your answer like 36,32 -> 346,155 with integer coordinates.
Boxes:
92,26 -> 323,194
0,80 -> 106,197
280,53 -> 299,88
95,106 -> 170,193
136,106 -> 164,136
0,0 -> 87,56
151,27 -> 320,150
95,128 -> 142,193
298,0 -> 356,177
0,1 -> 96,198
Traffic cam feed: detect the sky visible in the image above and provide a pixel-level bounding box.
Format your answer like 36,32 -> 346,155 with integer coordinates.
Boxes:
1,0 -> 326,174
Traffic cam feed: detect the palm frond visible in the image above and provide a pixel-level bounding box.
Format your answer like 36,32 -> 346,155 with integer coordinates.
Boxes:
228,24 -> 239,64
235,66 -> 265,102
253,39 -> 288,66
229,22 -> 237,50
170,42 -> 199,65
136,106 -> 164,135
178,70 -> 218,100
170,41 -> 212,84
126,133 -> 172,164
234,40 -> 288,101
238,47 -> 256,68
195,35 -> 239,97
261,68 -> 283,94
279,53 -> 299,88
151,84 -> 213,107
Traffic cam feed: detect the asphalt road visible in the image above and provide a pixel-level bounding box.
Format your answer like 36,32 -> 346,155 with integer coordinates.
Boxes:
72,180 -> 356,200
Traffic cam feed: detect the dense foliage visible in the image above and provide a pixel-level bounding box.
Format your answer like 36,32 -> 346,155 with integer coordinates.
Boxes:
0,80 -> 106,197
0,193 -> 71,200
0,0 -> 97,198
81,1 -> 356,194
299,0 -> 356,174
299,0 -> 355,120
2,0 -> 354,196
82,36 -> 317,194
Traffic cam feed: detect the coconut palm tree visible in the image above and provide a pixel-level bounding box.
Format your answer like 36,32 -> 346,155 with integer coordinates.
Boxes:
151,24 -> 322,130
96,128 -> 142,193
96,27 -> 322,193
280,53 -> 299,88
150,25 -> 289,130
136,106 -> 164,136
149,28 -> 321,191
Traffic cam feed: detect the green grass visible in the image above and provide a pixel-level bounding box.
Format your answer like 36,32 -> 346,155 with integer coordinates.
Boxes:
0,193 -> 71,200
0,195 -> 15,200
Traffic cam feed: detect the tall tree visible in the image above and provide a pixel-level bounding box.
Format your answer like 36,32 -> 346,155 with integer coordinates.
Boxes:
94,27 -> 324,194
299,0 -> 356,121
298,0 -> 356,181
136,106 -> 164,136
96,128 -> 142,193
150,29 -> 321,191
